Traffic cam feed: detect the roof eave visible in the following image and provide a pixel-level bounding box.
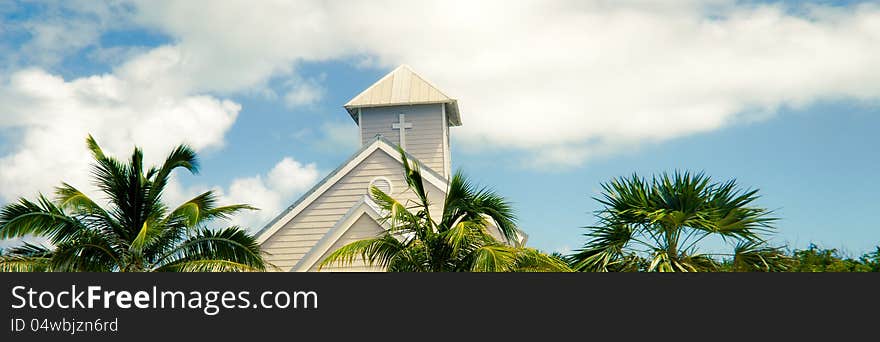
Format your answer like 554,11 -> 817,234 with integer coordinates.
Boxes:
344,100 -> 462,126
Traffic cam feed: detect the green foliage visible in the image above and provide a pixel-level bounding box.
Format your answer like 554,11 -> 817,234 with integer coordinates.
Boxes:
787,244 -> 878,272
861,247 -> 880,272
570,171 -> 786,272
716,241 -> 791,272
0,243 -> 53,272
320,147 -> 570,272
0,135 -> 267,272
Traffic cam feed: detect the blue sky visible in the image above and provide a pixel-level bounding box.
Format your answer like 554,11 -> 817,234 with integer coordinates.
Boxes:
1,0 -> 878,256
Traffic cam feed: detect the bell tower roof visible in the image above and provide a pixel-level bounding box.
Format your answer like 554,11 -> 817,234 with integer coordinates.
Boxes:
343,65 -> 461,126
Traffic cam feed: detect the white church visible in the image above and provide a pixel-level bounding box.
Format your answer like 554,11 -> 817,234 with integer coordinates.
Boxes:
254,65 -> 524,271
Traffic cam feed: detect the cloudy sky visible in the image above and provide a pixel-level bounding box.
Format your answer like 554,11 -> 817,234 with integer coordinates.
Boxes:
1,0 -> 878,255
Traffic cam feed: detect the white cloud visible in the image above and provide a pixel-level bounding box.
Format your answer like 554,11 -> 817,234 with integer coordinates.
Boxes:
1,1 -> 130,70
87,46 -> 151,66
0,67 -> 240,202
554,245 -> 573,256
284,82 -> 323,108
284,76 -> 325,108
217,157 -> 320,230
223,176 -> 283,228
317,121 -> 359,151
3,0 -> 878,251
161,176 -> 214,211
286,121 -> 360,152
159,157 -> 319,231
267,157 -> 320,194
123,0 -> 880,167
4,0 -> 880,207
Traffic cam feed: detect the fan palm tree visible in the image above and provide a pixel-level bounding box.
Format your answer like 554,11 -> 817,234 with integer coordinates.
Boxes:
0,135 -> 267,272
570,171 -> 787,272
320,148 -> 570,272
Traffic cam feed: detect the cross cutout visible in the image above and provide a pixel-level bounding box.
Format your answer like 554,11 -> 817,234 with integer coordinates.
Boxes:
391,113 -> 413,149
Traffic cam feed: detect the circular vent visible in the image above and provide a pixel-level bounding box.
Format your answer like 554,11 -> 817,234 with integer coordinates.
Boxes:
368,177 -> 392,195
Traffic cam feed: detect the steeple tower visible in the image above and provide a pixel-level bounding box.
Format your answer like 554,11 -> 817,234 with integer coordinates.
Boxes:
343,65 -> 461,179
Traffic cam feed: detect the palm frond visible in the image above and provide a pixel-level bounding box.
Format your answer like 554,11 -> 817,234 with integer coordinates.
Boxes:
570,223 -> 635,272
145,144 -> 199,210
680,254 -> 719,272
156,259 -> 261,272
470,245 -> 518,272
0,256 -> 52,272
55,183 -> 108,217
513,248 -> 573,272
396,146 -> 432,219
731,240 -> 790,272
0,243 -> 53,272
443,219 -> 485,256
318,234 -> 406,269
442,171 -> 518,242
164,191 -> 256,228
86,135 -> 137,233
386,243 -> 431,272
371,186 -> 424,238
0,195 -> 84,244
129,216 -> 164,254
152,227 -> 265,272
49,229 -> 121,272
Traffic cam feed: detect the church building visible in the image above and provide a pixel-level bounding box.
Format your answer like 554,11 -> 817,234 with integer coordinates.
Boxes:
254,65 -> 523,271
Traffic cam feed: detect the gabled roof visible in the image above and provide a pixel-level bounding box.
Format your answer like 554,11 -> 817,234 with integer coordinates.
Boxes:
344,65 -> 462,126
255,136 -> 528,268
254,135 -> 450,245
291,197 -> 390,272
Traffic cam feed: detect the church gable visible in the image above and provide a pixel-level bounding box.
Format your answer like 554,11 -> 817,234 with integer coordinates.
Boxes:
257,139 -> 448,271
257,65 -> 490,272
307,213 -> 387,272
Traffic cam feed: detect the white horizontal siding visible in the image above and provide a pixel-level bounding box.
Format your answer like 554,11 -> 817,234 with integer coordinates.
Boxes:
261,148 -> 447,271
360,104 -> 446,175
309,214 -> 386,272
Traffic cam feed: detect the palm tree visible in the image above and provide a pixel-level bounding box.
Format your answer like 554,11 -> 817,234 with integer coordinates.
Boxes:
0,135 -> 267,272
320,148 -> 570,272
570,171 -> 787,272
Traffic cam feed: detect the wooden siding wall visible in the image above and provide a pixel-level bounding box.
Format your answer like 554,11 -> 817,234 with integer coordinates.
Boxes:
261,149 -> 447,271
307,214 -> 385,272
360,104 -> 447,177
